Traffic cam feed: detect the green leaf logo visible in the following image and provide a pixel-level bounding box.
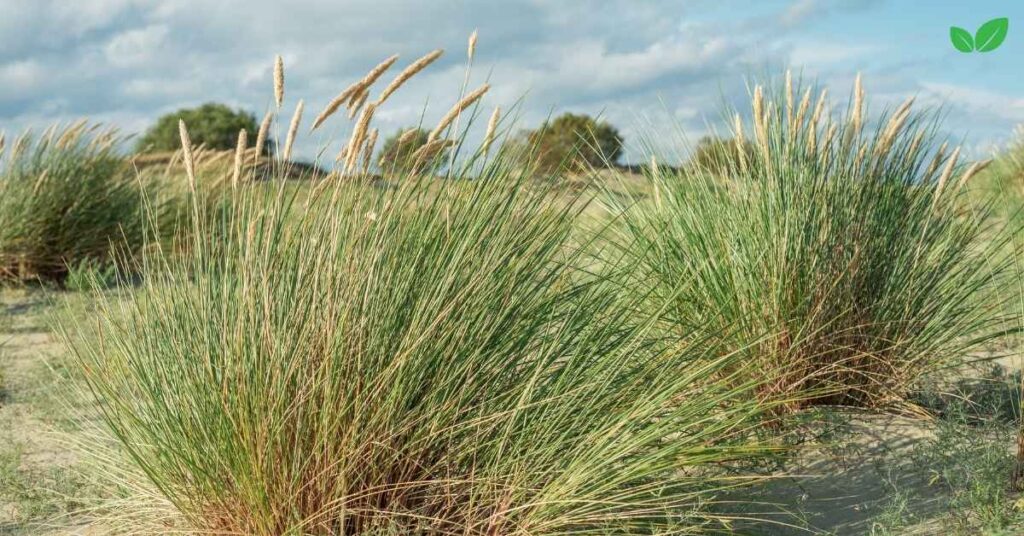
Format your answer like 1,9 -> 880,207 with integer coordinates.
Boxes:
950,26 -> 974,52
950,17 -> 1008,53
975,17 -> 1009,52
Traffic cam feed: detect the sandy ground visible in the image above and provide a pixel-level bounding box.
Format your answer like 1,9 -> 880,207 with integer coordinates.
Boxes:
0,291 -> 100,535
0,288 -> 1021,535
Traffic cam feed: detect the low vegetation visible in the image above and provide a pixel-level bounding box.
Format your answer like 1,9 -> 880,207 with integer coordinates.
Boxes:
606,76 -> 1011,411
0,123 -> 150,284
0,31 -> 1022,536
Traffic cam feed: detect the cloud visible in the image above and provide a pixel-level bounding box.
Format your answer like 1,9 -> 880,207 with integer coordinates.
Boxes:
0,0 -> 1014,162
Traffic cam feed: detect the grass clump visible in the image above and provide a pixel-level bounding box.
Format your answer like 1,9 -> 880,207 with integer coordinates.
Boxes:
607,73 -> 1009,411
67,52 -> 775,535
0,123 -> 150,285
71,169 -> 773,534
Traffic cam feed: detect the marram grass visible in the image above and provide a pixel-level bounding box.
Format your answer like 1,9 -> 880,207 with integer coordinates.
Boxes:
0,122 -> 149,284
71,165 -> 774,535
606,74 -> 1011,411
67,48 -> 777,535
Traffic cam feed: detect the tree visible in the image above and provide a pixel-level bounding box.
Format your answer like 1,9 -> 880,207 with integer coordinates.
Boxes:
137,103 -> 259,153
378,127 -> 448,174
526,113 -> 623,173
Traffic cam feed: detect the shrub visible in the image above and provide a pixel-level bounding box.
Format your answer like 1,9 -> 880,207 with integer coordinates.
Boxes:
526,113 -> 623,174
68,55 -> 774,535
136,103 -> 259,153
607,77 -> 1010,411
0,123 -> 150,284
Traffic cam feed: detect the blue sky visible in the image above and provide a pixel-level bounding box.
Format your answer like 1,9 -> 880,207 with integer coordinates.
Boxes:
1,0 -> 1021,162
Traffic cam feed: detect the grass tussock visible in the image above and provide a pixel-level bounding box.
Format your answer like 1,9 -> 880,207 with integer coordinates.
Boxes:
67,49 -> 777,535
607,73 -> 1010,411
0,122 -> 149,284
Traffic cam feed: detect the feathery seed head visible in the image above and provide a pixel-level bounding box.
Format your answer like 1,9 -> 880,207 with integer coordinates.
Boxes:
274,55 -> 285,108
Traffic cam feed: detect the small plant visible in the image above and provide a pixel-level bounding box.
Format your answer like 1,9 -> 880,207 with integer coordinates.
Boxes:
606,73 -> 1010,411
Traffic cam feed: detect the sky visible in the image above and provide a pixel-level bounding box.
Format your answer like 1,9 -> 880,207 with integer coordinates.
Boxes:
1,0 -> 1022,163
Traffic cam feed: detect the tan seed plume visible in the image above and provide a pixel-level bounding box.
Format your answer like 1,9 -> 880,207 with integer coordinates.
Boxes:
925,142 -> 948,179
794,87 -> 812,130
345,103 -> 377,172
232,129 -> 247,188
752,86 -> 765,137
810,88 -> 828,129
851,73 -> 864,134
482,106 -> 501,153
361,128 -> 379,174
178,120 -> 196,191
310,55 -> 396,131
255,111 -> 272,160
784,70 -> 793,127
312,83 -> 361,131
283,100 -> 304,162
397,128 -> 419,145
0,132 -> 5,159
933,145 -> 962,204
347,88 -> 370,120
468,29 -> 478,62
274,55 -> 285,108
876,98 -> 914,156
955,158 -> 991,191
429,83 -> 490,141
733,113 -> 747,172
375,49 -> 444,106
348,55 -> 399,108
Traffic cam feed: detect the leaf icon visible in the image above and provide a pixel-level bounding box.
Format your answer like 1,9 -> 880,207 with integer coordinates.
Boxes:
950,26 -> 975,52
975,17 -> 1009,52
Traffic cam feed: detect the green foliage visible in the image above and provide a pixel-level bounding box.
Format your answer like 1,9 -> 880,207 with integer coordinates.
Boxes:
606,80 -> 1009,410
526,113 -> 624,174
0,124 -> 151,284
69,145 -> 774,534
137,103 -> 258,153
